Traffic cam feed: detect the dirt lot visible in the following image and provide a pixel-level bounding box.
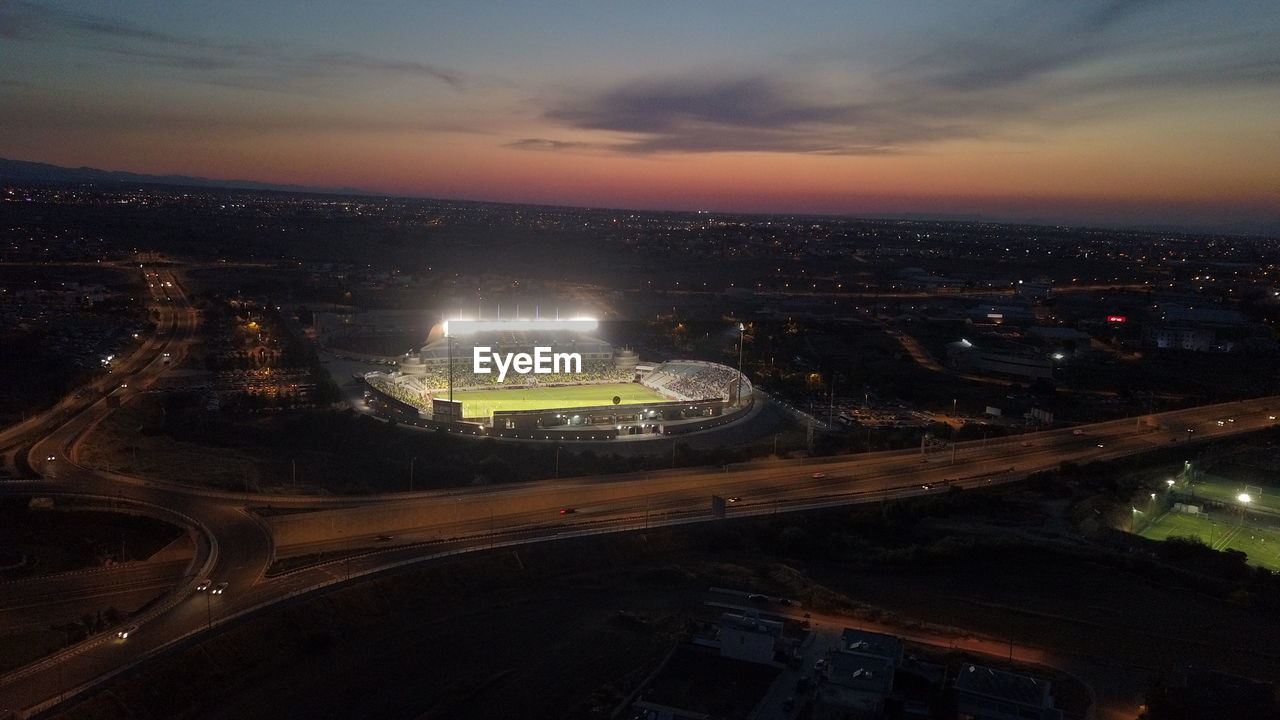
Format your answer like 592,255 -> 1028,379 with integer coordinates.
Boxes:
0,501 -> 182,579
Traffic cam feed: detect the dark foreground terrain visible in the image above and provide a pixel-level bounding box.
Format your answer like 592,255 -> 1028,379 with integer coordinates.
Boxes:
46,480 -> 1280,720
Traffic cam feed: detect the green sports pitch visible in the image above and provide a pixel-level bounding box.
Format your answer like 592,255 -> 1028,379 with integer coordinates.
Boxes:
446,383 -> 668,419
1138,511 -> 1280,571
1185,473 -> 1280,514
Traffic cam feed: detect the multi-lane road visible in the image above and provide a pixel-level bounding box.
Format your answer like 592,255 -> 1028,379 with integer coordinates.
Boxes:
1,268 -> 1277,718
0,561 -> 190,634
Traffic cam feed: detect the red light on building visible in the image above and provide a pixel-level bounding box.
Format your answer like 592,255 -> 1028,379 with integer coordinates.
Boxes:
1107,315 -> 1127,323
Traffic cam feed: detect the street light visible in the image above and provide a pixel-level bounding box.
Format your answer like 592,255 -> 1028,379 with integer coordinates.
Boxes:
736,322 -> 745,399
1238,492 -> 1252,504
1166,479 -> 1175,487
950,398 -> 958,465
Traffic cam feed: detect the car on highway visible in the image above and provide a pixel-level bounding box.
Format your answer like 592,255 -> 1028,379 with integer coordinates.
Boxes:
116,625 -> 138,640
559,508 -> 576,515
1217,420 -> 1225,426
211,582 -> 228,595
810,472 -> 826,479
921,483 -> 933,490
1096,443 -> 1105,448
1270,415 -> 1277,421
1072,429 -> 1083,436
45,455 -> 56,462
727,496 -> 741,503
747,593 -> 768,602
195,579 -> 212,592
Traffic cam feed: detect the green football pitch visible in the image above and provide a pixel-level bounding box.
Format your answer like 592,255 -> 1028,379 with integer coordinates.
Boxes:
1185,473 -> 1280,514
444,383 -> 667,419
1139,511 -> 1280,571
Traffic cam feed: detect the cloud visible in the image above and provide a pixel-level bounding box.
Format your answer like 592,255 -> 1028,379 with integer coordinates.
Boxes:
0,1 -> 465,91
534,75 -> 980,155
528,0 -> 1279,155
304,51 -> 462,88
503,138 -> 600,152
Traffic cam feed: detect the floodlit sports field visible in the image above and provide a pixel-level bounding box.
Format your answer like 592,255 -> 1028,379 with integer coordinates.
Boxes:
1139,511 -> 1280,571
446,383 -> 667,419
1186,473 -> 1280,514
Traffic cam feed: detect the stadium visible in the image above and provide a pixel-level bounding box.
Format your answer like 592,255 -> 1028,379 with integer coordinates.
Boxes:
361,318 -> 753,441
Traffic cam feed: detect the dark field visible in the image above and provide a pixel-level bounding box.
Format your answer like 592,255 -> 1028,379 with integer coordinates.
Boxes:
0,501 -> 182,579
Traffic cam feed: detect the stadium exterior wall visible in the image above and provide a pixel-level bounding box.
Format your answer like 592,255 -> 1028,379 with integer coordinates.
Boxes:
361,376 -> 754,442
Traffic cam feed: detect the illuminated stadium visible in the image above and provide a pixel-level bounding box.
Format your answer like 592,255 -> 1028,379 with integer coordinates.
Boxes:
362,318 -> 753,441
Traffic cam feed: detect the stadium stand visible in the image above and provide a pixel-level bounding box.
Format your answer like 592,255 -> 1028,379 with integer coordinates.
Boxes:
641,361 -> 741,401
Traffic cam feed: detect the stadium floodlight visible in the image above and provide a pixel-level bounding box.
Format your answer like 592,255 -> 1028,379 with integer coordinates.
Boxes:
444,317 -> 598,336
1238,493 -> 1252,504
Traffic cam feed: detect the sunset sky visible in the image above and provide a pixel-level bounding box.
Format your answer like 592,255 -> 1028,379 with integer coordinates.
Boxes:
2,1 -> 1278,228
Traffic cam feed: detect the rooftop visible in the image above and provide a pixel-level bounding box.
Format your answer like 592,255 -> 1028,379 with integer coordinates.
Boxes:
827,651 -> 895,694
954,664 -> 1052,708
838,628 -> 905,661
720,612 -> 782,638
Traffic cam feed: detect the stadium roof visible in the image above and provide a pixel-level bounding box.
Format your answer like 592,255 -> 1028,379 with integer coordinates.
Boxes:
444,318 -> 597,336
420,329 -> 612,359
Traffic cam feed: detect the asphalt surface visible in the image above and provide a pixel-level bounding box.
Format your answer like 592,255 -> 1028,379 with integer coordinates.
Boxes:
0,560 -> 189,633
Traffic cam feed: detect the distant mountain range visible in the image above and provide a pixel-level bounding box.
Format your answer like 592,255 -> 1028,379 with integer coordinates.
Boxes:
0,157 -> 372,196
2,156 -> 1275,237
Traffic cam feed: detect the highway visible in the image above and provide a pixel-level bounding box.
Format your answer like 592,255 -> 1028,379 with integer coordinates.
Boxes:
0,266 -> 1277,718
0,561 -> 190,633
